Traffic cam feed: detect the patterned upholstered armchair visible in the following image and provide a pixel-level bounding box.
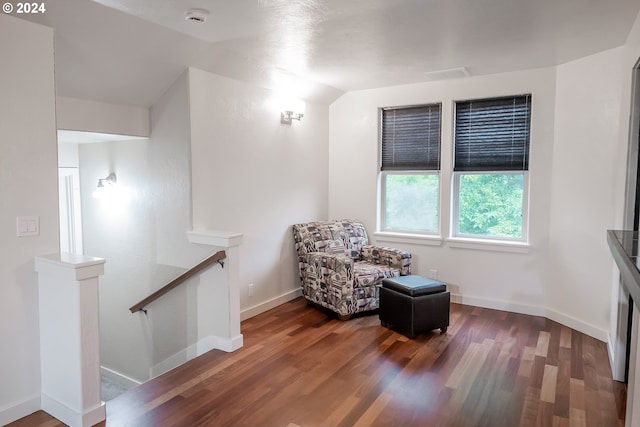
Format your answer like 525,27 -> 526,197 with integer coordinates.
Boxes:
292,219 -> 412,319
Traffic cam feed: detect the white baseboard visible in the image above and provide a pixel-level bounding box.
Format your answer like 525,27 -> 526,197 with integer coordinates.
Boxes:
100,366 -> 142,390
217,334 -> 244,352
150,334 -> 245,379
195,334 -> 244,354
545,306 -> 609,343
451,293 -> 609,342
41,393 -> 105,427
241,288 -> 302,321
452,293 -> 545,317
151,349 -> 189,379
239,289 -> 611,342
0,394 -> 40,426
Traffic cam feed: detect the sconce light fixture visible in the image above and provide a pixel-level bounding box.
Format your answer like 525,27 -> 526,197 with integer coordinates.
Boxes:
279,99 -> 305,125
92,173 -> 117,199
281,110 -> 304,125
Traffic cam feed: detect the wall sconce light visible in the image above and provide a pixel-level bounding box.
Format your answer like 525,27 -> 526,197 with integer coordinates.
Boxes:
281,110 -> 304,125
92,173 -> 117,199
279,99 -> 305,125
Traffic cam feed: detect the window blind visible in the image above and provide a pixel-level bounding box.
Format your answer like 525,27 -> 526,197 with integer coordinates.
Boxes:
380,104 -> 442,171
454,95 -> 531,172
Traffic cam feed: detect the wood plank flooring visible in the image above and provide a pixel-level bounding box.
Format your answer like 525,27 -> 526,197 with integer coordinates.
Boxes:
9,298 -> 626,426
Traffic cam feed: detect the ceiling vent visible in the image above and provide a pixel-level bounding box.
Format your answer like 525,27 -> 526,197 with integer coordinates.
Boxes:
184,8 -> 209,23
424,67 -> 471,81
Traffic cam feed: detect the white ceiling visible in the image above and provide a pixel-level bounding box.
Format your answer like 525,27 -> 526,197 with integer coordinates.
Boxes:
17,0 -> 640,107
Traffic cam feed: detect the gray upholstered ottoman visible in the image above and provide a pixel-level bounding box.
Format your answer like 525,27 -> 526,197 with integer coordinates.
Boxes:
380,275 -> 450,338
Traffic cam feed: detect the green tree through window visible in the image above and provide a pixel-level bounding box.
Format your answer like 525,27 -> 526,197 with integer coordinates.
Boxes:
458,173 -> 524,238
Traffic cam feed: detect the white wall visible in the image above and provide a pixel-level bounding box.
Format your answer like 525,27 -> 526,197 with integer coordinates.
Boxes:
0,14 -> 59,425
57,96 -> 150,137
78,65 -> 330,381
188,67 -> 330,315
80,139 -> 157,383
550,46 -> 627,341
58,143 -> 79,168
328,65 -> 623,341
80,71 -> 211,383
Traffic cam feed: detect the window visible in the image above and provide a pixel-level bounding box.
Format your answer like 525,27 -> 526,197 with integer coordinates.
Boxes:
379,104 -> 441,234
453,95 -> 531,241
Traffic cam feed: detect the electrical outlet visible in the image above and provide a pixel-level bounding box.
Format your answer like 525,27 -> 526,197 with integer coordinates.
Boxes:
248,283 -> 254,296
429,269 -> 438,280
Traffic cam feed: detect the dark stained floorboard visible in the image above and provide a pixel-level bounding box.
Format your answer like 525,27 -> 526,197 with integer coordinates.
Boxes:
9,298 -> 626,427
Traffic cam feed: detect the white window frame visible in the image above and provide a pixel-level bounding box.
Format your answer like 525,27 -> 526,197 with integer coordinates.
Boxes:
450,94 -> 532,246
377,103 -> 442,238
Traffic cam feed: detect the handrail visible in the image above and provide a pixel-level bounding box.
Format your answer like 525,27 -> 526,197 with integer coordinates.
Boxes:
129,250 -> 226,314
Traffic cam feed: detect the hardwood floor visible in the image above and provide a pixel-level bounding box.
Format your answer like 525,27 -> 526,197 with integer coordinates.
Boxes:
10,298 -> 626,426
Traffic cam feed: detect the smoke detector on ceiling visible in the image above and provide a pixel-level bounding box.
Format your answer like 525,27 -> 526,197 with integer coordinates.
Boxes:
184,8 -> 209,23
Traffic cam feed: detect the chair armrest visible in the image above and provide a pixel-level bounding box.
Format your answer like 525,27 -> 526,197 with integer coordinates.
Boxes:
361,245 -> 412,275
299,252 -> 354,296
301,252 -> 354,273
298,252 -> 356,316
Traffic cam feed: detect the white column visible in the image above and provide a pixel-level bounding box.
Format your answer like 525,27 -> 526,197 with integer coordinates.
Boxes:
187,230 -> 244,353
34,253 -> 106,427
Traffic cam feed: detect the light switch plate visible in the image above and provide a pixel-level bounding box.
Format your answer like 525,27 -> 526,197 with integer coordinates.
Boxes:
17,216 -> 39,237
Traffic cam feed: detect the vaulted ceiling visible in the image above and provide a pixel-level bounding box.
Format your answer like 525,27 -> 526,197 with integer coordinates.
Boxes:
17,0 -> 640,107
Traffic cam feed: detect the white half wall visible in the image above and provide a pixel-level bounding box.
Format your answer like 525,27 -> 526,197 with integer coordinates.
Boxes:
188,67 -> 330,312
0,14 -> 59,425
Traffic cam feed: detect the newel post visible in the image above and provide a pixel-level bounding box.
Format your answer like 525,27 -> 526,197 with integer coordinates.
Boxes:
187,230 -> 244,353
34,253 -> 106,427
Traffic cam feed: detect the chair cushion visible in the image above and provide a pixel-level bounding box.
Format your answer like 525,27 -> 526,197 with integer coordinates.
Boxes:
353,261 -> 399,288
382,275 -> 446,297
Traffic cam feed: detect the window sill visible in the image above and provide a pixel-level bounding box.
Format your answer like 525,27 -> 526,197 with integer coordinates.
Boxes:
446,237 -> 531,253
372,232 -> 531,253
373,231 -> 443,247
